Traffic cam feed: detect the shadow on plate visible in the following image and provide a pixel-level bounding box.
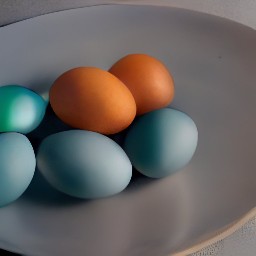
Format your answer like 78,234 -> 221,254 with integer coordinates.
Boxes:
22,166 -> 156,208
22,169 -> 86,207
125,168 -> 156,192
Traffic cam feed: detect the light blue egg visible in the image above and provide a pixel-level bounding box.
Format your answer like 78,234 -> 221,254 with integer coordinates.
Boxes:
124,108 -> 198,178
0,133 -> 36,207
37,130 -> 132,199
0,85 -> 47,134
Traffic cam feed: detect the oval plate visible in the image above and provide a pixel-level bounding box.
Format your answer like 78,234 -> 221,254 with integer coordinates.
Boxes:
0,5 -> 256,256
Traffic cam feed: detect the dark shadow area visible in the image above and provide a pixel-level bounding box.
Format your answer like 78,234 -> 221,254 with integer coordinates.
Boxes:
27,104 -> 72,154
22,169 -> 86,207
108,128 -> 127,147
0,249 -> 19,256
108,115 -> 143,147
125,168 -> 156,193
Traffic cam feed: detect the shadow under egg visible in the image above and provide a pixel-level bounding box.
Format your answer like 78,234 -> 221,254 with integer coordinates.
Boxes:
22,168 -> 86,207
27,104 -> 72,153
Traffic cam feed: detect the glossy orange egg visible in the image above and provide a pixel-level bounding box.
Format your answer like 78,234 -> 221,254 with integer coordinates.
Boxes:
109,54 -> 175,115
49,67 -> 136,134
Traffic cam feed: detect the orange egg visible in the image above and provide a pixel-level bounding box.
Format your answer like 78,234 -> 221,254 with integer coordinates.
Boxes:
109,54 -> 175,115
49,67 -> 136,134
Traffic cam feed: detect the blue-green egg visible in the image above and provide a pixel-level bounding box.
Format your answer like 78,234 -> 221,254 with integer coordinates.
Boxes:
37,130 -> 132,199
0,85 -> 46,134
124,108 -> 198,178
0,133 -> 36,207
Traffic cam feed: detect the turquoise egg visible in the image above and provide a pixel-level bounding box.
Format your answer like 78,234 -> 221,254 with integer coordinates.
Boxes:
124,108 -> 198,178
37,130 -> 132,199
0,85 -> 46,134
0,133 -> 36,207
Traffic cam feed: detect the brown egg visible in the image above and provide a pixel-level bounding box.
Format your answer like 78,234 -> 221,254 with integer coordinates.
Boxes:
109,54 -> 175,115
49,67 -> 136,134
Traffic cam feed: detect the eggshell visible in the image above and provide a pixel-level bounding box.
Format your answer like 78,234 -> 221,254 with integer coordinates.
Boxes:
0,133 -> 36,207
49,67 -> 136,135
37,130 -> 132,199
124,108 -> 198,178
0,85 -> 46,134
109,54 -> 175,115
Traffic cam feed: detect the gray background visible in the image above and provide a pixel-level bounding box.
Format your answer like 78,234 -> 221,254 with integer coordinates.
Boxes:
0,0 -> 256,29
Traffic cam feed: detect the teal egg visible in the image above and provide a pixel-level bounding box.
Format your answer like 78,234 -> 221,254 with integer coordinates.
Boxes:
0,133 -> 36,207
0,85 -> 46,134
37,130 -> 132,199
124,108 -> 198,178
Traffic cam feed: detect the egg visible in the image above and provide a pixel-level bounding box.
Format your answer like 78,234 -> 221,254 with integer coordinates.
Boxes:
0,85 -> 46,134
37,130 -> 132,199
49,67 -> 136,135
124,108 -> 198,178
109,54 -> 175,115
0,133 -> 36,207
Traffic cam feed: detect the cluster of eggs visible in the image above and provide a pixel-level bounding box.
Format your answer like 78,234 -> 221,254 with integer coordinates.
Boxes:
0,54 -> 198,207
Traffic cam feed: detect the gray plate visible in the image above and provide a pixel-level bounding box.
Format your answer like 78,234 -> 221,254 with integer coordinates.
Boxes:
0,5 -> 256,256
